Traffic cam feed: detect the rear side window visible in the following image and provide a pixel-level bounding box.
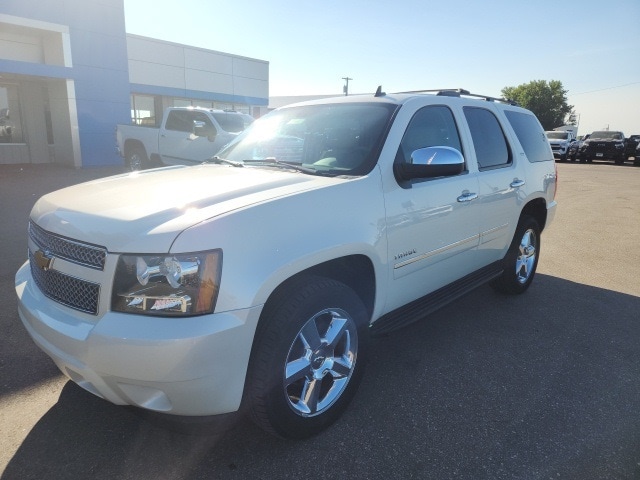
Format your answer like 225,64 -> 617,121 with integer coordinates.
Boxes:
463,107 -> 511,169
504,110 -> 553,163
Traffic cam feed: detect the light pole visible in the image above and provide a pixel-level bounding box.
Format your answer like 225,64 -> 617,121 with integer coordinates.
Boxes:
342,77 -> 352,96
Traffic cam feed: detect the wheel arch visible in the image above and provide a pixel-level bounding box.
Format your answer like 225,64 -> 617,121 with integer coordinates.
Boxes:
520,197 -> 547,232
261,254 -> 376,323
123,139 -> 147,158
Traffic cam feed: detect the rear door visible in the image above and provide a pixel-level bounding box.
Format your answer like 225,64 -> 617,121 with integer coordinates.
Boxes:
461,105 -> 526,265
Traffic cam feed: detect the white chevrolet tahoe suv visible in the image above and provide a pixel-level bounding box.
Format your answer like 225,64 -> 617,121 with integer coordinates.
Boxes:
16,88 -> 557,439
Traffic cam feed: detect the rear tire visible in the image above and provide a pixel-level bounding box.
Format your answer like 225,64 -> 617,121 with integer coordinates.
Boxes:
126,146 -> 148,171
491,215 -> 541,295
246,276 -> 369,439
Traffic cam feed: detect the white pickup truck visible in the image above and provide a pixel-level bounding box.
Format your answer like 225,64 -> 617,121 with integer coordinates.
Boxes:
545,129 -> 577,162
116,107 -> 253,169
17,88 -> 557,439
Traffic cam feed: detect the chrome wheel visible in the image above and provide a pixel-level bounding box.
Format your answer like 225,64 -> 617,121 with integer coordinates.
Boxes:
284,308 -> 358,417
491,215 -> 541,295
128,152 -> 142,170
247,276 -> 368,438
515,228 -> 537,284
126,147 -> 147,171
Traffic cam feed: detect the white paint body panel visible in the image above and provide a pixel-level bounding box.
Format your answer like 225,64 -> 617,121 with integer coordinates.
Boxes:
16,93 -> 558,416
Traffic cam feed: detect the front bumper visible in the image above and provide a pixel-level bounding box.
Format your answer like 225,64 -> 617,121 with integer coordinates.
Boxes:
15,261 -> 262,416
580,144 -> 625,160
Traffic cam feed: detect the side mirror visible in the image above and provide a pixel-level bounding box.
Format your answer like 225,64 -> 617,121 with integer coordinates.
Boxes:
394,146 -> 465,181
193,121 -> 216,140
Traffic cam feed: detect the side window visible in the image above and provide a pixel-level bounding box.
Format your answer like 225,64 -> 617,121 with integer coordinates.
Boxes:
397,105 -> 463,165
165,111 -> 191,132
503,110 -> 553,163
463,107 -> 511,169
191,112 -> 214,129
165,111 -> 213,133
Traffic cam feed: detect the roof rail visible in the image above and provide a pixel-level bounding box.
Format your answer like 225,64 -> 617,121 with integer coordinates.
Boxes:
389,88 -> 518,106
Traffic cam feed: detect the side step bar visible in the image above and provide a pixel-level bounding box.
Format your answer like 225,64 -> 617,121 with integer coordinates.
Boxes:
369,261 -> 503,336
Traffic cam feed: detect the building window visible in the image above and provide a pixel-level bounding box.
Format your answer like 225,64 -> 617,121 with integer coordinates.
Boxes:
0,84 -> 24,143
130,94 -> 156,126
172,98 -> 193,108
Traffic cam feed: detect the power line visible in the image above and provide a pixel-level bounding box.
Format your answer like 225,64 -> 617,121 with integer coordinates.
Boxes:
572,82 -> 640,96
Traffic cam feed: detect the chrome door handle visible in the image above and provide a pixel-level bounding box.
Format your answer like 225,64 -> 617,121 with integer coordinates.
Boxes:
510,179 -> 525,188
457,192 -> 478,203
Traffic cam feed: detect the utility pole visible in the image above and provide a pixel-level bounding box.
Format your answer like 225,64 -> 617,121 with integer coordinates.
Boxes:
342,77 -> 352,96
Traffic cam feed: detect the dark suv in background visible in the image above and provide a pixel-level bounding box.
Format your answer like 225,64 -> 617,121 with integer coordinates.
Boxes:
624,134 -> 640,160
578,131 -> 626,164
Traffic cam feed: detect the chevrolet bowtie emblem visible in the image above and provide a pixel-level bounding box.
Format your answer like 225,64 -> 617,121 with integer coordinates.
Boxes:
33,250 -> 54,271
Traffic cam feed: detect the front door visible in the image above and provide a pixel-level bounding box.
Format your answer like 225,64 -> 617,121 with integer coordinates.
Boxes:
383,104 -> 481,312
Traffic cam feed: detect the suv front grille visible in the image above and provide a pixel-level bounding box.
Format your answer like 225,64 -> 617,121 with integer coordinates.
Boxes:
29,250 -> 100,315
29,221 -> 107,270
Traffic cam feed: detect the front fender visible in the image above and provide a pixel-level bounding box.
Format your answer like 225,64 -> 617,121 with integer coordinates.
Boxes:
171,173 -> 388,314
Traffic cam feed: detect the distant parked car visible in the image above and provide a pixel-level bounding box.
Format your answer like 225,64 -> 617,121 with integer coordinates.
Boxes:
545,130 -> 576,162
624,134 -> 640,160
578,131 -> 626,164
568,134 -> 590,161
635,142 -> 640,166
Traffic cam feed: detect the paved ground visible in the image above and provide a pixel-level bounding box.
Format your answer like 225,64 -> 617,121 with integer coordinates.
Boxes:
1,161 -> 639,480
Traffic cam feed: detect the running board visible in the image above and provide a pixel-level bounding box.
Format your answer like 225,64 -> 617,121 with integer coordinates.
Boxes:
369,261 -> 503,336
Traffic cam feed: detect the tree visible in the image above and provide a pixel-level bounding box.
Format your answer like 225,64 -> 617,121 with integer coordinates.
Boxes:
501,80 -> 574,130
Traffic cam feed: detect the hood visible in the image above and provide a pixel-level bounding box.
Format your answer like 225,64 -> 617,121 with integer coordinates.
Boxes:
31,164 -> 338,252
547,138 -> 569,145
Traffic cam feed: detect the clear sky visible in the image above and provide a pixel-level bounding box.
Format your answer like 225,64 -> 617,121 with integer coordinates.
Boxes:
123,0 -> 640,136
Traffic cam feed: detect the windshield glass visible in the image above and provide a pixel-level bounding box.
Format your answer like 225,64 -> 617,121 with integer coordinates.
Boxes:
546,132 -> 569,139
590,131 -> 623,140
216,102 -> 396,176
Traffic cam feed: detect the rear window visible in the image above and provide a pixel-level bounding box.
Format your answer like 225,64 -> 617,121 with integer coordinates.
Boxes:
504,110 -> 553,163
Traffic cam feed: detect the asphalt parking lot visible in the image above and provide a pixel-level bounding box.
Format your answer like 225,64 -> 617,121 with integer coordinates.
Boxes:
1,161 -> 639,480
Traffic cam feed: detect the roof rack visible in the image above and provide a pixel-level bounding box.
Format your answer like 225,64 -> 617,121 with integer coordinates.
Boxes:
378,87 -> 518,106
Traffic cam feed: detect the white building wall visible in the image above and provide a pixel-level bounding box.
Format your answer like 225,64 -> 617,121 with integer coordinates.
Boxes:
126,34 -> 268,100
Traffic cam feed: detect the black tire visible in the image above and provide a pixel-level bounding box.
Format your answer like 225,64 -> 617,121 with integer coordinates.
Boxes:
491,215 -> 541,295
246,275 -> 369,439
126,145 -> 148,171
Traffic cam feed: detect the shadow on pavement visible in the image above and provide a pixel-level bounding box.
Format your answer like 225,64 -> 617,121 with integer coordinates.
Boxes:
3,274 -> 640,480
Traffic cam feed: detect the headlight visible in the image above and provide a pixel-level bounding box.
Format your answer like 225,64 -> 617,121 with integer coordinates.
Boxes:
111,250 -> 222,316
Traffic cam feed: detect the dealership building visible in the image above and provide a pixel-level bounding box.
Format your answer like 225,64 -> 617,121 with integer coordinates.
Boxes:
0,0 -> 269,167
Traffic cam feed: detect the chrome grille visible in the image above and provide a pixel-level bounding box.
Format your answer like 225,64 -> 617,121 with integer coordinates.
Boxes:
29,250 -> 100,315
29,221 -> 107,270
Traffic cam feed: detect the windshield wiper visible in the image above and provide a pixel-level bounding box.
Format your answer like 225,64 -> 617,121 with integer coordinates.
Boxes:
206,156 -> 244,167
242,157 -> 318,174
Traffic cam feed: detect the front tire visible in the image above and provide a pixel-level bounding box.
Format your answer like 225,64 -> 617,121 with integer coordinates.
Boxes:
491,215 -> 541,295
246,276 -> 369,439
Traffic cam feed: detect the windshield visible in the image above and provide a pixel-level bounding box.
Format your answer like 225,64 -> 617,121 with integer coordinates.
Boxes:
216,102 -> 396,176
590,131 -> 623,140
546,132 -> 569,140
